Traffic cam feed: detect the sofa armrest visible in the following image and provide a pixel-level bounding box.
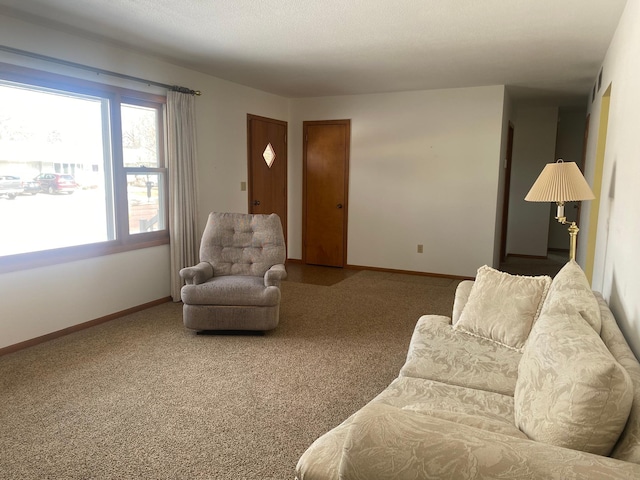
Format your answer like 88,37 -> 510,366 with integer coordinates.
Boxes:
264,264 -> 287,287
452,280 -> 474,325
335,403 -> 640,480
179,262 -> 214,285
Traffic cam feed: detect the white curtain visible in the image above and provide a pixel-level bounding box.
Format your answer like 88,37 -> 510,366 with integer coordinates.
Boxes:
167,90 -> 200,302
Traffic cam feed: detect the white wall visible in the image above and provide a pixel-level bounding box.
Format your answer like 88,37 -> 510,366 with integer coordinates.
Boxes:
581,0 -> 640,358
0,247 -> 170,348
288,86 -> 506,277
506,106 -> 558,257
0,13 -> 289,349
195,76 -> 289,234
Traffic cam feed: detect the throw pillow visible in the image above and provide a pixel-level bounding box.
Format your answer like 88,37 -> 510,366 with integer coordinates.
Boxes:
541,259 -> 602,334
514,307 -> 633,456
453,265 -> 551,351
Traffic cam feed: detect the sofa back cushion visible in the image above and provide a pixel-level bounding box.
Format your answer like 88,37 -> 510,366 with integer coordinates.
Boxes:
400,315 -> 522,397
515,306 -> 633,456
453,266 -> 551,351
541,260 -> 601,334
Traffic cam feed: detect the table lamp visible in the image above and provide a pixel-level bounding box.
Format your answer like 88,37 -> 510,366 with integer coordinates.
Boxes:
525,159 -> 595,261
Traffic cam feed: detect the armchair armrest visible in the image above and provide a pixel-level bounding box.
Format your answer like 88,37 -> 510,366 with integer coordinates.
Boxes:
264,264 -> 287,287
179,262 -> 214,285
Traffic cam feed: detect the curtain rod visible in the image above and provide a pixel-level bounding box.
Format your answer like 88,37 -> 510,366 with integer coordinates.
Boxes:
0,45 -> 201,96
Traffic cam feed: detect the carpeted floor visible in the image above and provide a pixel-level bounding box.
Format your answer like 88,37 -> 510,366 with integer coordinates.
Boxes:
0,268 -> 460,479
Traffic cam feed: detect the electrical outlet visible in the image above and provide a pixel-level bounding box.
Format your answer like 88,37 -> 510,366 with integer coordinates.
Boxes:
417,244 -> 423,253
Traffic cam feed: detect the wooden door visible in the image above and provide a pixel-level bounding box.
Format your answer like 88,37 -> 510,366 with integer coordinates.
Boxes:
303,120 -> 350,267
247,114 -> 287,241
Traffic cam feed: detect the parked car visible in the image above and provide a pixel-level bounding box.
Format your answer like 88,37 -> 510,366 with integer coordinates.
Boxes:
20,178 -> 40,195
0,175 -> 24,199
34,173 -> 78,194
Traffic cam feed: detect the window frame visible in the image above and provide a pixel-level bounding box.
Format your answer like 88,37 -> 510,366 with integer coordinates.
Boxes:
0,63 -> 169,274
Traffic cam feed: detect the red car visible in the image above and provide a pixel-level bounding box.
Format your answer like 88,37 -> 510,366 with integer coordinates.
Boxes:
34,173 -> 78,194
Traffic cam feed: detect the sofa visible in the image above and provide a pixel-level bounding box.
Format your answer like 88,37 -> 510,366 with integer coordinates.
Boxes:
296,261 -> 640,479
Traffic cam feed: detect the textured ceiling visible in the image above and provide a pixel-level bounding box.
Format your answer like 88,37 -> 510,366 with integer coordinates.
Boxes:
0,0 -> 628,102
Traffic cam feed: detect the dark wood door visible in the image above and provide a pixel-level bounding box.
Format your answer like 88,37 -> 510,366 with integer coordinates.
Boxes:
247,114 -> 287,241
303,120 -> 350,267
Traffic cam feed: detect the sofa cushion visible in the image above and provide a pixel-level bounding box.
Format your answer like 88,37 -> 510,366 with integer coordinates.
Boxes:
453,265 -> 551,351
515,306 -> 634,456
320,403 -> 640,480
400,315 -> 522,396
540,259 -> 601,334
373,376 -> 525,439
451,280 -> 474,325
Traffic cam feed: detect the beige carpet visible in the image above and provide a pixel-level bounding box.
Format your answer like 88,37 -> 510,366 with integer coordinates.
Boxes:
0,269 -> 460,479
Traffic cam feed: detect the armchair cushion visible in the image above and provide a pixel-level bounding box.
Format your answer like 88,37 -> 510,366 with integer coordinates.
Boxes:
181,275 -> 281,307
200,212 -> 286,277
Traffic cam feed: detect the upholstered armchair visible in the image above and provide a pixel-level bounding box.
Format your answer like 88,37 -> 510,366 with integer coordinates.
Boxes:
179,212 -> 287,331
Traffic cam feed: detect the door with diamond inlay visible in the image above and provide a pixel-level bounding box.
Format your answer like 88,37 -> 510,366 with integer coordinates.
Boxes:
247,114 -> 287,243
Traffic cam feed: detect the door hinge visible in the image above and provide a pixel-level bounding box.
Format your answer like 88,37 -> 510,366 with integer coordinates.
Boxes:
284,133 -> 287,143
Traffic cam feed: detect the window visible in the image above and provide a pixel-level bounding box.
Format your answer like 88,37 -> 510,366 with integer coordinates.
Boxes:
0,64 -> 168,272
121,102 -> 166,235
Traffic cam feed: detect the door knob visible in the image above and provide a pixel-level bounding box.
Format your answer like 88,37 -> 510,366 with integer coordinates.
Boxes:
337,203 -> 343,209
253,200 -> 261,206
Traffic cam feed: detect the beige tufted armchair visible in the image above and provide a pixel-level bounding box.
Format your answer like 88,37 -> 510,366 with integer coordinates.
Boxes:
179,212 -> 287,331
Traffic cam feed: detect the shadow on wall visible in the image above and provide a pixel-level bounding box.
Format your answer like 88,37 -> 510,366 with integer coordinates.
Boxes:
601,161 -> 617,291
609,274 -> 640,362
602,162 -> 640,360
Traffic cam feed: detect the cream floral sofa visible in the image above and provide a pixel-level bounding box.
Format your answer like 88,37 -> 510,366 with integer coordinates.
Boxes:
296,261 -> 640,479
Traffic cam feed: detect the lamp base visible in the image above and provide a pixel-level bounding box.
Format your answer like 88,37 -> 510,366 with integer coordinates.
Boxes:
568,222 -> 579,261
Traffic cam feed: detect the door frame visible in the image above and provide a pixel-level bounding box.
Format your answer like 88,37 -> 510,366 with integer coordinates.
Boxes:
246,114 -> 288,243
302,119 -> 350,267
499,122 -> 515,262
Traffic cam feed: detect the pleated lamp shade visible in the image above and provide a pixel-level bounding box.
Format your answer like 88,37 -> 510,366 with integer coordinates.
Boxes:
525,160 -> 595,202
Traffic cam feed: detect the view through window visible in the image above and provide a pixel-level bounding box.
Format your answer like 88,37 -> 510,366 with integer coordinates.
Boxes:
0,69 -> 167,264
121,103 -> 166,235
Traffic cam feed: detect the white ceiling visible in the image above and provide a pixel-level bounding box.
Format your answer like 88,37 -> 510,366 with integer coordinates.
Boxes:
0,0 -> 628,103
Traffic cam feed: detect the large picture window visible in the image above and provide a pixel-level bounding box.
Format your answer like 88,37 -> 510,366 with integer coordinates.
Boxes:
0,64 -> 168,272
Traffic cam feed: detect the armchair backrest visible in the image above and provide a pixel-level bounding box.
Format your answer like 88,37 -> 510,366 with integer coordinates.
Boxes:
200,212 -> 286,277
